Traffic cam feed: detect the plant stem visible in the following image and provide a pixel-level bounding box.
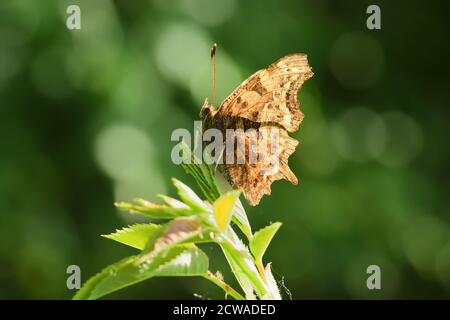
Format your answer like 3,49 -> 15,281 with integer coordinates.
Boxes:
255,259 -> 266,280
202,271 -> 245,300
220,233 -> 268,298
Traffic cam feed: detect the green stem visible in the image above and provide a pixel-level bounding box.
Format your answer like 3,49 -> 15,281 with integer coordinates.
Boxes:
255,258 -> 266,280
202,271 -> 245,300
220,234 -> 268,298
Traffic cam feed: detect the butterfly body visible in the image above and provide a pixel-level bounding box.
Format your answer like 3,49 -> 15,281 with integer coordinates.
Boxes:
200,54 -> 313,206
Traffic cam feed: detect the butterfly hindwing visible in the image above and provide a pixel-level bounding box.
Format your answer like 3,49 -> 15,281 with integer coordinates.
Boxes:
222,126 -> 299,206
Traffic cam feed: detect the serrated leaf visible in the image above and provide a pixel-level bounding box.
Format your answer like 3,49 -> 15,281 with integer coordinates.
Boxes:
172,178 -> 209,212
157,194 -> 190,209
134,197 -> 201,216
115,199 -> 196,219
263,263 -> 281,300
231,198 -> 252,240
213,190 -> 241,232
219,229 -> 267,299
179,142 -> 252,239
156,247 -> 209,276
149,217 -> 204,253
250,222 -> 282,262
73,245 -> 208,300
102,224 -> 162,250
221,248 -> 256,300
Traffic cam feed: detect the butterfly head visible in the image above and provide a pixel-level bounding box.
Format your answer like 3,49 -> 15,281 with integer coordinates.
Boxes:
200,98 -> 216,123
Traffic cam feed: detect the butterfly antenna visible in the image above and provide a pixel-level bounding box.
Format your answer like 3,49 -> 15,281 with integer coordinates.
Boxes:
210,43 -> 217,107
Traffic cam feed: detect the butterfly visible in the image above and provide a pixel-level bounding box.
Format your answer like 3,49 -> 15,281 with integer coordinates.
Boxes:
200,48 -> 313,206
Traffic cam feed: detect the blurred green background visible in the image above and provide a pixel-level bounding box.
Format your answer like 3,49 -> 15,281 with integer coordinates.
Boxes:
1,0 -> 449,299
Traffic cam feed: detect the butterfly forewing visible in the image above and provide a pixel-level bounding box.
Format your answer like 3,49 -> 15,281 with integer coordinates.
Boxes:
217,54 -> 313,132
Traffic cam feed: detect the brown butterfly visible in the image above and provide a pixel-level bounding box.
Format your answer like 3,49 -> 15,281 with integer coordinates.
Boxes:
200,45 -> 313,206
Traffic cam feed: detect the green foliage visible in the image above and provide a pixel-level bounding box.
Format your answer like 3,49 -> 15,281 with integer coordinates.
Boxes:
172,178 -> 210,212
114,199 -> 197,219
250,222 -> 282,263
263,263 -> 282,300
73,245 -> 208,300
74,153 -> 283,300
179,140 -> 252,239
3,0 -> 447,300
180,140 -> 221,203
213,190 -> 241,232
102,224 -> 162,250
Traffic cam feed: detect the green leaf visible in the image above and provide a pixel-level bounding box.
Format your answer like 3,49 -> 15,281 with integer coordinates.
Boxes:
146,217 -> 204,253
202,271 -> 245,300
179,142 -> 252,239
171,178 -> 209,212
157,194 -> 190,209
219,229 -> 267,299
250,222 -> 282,262
214,172 -> 252,239
221,247 -> 256,300
179,140 -> 221,203
73,244 -> 209,300
156,247 -> 208,276
102,224 -> 162,250
213,190 -> 241,232
231,198 -> 253,240
262,263 -> 281,300
115,199 -> 196,219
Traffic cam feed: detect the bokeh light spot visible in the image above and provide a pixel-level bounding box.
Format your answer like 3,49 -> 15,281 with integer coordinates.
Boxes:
181,0 -> 237,27
154,23 -> 211,86
94,124 -> 154,182
298,130 -> 341,175
435,242 -> 450,289
1,0 -> 40,41
299,183 -> 353,237
62,0 -> 124,92
110,57 -> 166,124
330,31 -> 385,89
114,174 -> 167,223
0,27 -> 25,90
402,215 -> 446,276
375,111 -> 423,167
331,107 -> 387,162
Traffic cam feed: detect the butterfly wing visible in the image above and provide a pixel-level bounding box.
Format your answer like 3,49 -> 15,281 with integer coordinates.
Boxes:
217,54 -> 313,132
223,126 -> 299,206
206,53 -> 313,206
